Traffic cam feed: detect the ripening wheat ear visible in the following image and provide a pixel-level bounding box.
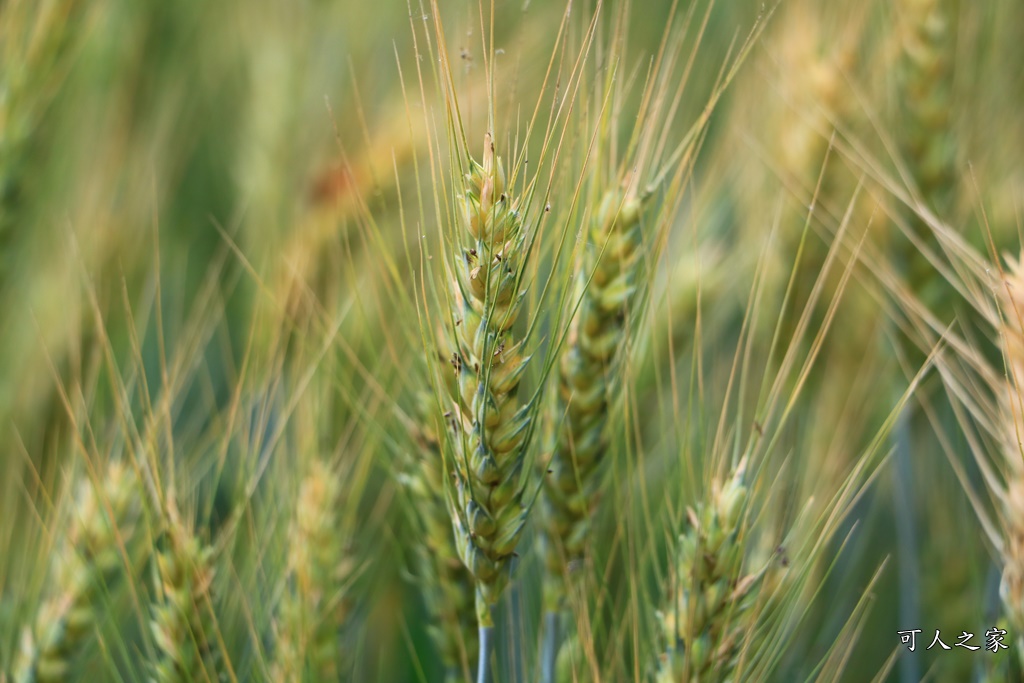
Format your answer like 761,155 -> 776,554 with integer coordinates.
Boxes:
444,133 -> 535,631
149,501 -> 218,683
996,254 -> 1024,665
540,188 -> 643,608
655,464 -> 767,682
896,0 -> 957,306
12,462 -> 142,683
899,0 -> 955,212
0,0 -> 88,230
400,391 -> 478,681
774,6 -> 858,192
272,460 -> 354,683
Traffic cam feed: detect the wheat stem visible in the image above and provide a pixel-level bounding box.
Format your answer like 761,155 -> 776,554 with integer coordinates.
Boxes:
476,624 -> 494,683
892,407 -> 921,683
540,610 -> 559,683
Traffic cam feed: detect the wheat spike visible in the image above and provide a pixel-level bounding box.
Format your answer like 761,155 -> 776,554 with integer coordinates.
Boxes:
401,392 -> 479,679
273,460 -> 353,683
998,255 -> 1024,665
900,0 -> 955,211
445,134 -> 535,628
149,503 -> 217,683
1000,479 -> 1024,657
0,0 -> 87,285
12,462 -> 141,683
656,466 -> 764,682
540,189 -> 643,607
897,0 -> 956,305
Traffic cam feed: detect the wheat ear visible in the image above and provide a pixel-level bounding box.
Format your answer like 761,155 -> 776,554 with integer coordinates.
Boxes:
0,0 -> 90,292
445,133 -> 535,635
997,254 -> 1024,666
897,0 -> 956,304
541,189 -> 643,608
149,502 -> 217,683
12,462 -> 141,683
273,460 -> 353,683
656,465 -> 763,682
401,392 -> 478,680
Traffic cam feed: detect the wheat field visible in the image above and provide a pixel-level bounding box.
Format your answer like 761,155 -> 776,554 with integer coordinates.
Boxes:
2,0 -> 1023,681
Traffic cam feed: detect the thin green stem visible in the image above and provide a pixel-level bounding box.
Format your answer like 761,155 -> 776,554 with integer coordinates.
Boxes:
893,405 -> 920,683
477,625 -> 494,683
541,610 -> 559,683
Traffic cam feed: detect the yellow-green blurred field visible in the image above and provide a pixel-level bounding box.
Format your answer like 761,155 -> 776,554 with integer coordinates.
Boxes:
2,1 -> 1024,681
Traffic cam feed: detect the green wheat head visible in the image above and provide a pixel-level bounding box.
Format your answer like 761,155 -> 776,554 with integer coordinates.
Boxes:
541,188 -> 644,608
149,504 -> 217,683
272,460 -> 353,682
13,462 -> 141,683
898,0 -> 957,307
400,392 -> 479,679
656,465 -> 764,682
445,134 -> 534,627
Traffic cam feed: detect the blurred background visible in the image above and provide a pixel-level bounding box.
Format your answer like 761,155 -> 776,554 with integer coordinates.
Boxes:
2,0 -> 1023,681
